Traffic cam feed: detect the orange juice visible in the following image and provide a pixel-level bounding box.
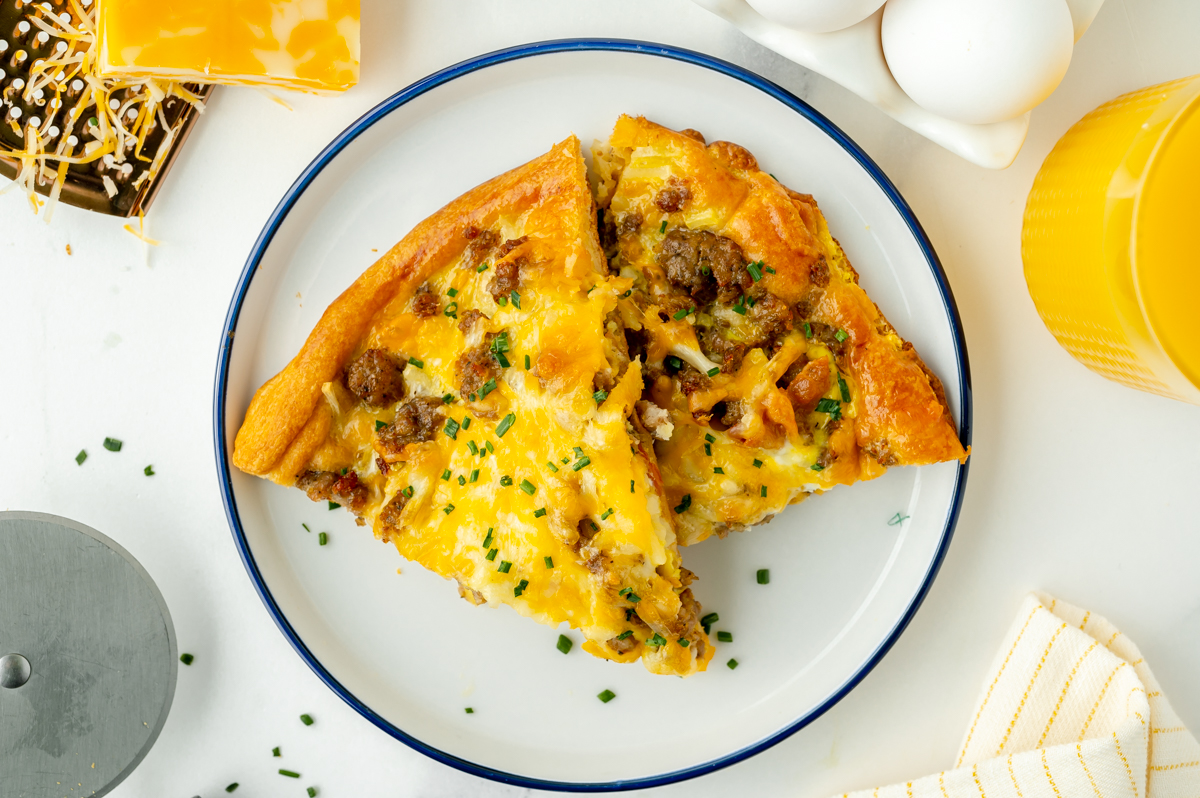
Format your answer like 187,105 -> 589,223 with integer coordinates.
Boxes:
1023,75 -> 1200,404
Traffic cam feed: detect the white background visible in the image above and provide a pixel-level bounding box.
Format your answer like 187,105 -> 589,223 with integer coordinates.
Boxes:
1,1 -> 1197,796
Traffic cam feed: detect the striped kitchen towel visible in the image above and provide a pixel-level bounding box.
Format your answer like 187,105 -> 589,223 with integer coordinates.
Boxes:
839,593 -> 1199,798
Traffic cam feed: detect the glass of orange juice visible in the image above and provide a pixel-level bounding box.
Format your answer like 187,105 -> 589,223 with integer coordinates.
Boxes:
1023,75 -> 1200,405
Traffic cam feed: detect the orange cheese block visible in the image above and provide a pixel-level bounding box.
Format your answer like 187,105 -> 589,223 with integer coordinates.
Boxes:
97,0 -> 359,92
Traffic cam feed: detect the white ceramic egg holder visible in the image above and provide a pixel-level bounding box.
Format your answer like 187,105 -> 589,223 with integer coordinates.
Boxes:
690,0 -> 1106,168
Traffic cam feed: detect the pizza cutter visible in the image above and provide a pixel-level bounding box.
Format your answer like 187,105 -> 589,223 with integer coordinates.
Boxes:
0,512 -> 177,797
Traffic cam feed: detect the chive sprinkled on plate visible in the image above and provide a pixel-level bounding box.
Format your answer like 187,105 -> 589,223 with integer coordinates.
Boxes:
706,366 -> 720,377
545,556 -> 554,568
660,220 -> 668,234
300,713 -> 314,726
727,659 -> 739,670
319,532 -> 328,546
520,479 -> 536,495
496,413 -> 516,437
273,747 -> 281,757
717,631 -> 733,643
835,329 -> 849,342
225,783 -> 238,792
572,456 -> 591,471
593,390 -> 608,404
103,437 -> 122,452
757,569 -> 772,585
279,769 -> 301,778
464,707 -> 474,714
500,475 -> 513,487
498,560 -> 512,573
486,548 -> 498,561
409,357 -> 424,369
144,465 -> 155,476
327,501 -> 340,510
514,579 -> 528,597
557,635 -> 573,654
545,461 -> 559,473
180,653 -> 194,665
302,523 -> 311,532
533,508 -> 547,518
600,507 -> 614,520
75,449 -> 87,465
598,689 -> 616,703
888,512 -> 910,526
444,418 -> 460,439
307,788 -> 318,798
700,612 -> 718,633
674,494 -> 692,514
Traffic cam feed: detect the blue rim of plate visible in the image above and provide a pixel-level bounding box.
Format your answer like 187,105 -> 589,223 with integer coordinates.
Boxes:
214,38 -> 973,792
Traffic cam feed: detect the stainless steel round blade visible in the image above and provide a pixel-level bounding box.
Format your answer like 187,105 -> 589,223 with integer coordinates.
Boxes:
0,512 -> 177,798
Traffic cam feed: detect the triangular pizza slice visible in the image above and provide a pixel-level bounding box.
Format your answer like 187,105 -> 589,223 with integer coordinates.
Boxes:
593,116 -> 969,546
233,137 -> 713,676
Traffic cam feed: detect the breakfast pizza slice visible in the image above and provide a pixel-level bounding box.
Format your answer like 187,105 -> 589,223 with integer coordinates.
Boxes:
594,116 -> 969,546
233,137 -> 712,676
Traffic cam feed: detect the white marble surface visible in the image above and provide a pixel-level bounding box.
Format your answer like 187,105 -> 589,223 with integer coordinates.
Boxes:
1,1 -> 1197,796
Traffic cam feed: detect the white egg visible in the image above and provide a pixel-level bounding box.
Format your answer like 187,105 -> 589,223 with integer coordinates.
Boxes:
882,0 -> 1075,126
745,0 -> 887,34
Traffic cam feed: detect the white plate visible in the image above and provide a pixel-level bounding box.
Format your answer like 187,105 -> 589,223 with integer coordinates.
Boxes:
215,40 -> 972,791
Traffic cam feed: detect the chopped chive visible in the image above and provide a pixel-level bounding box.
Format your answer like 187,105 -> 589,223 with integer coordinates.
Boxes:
665,355 -> 683,372
273,747 -> 281,757
672,306 -> 693,321
500,475 -> 513,487
647,633 -> 667,648
403,485 -> 415,498
307,789 -> 318,798
600,507 -> 614,520
557,634 -> 573,654
573,447 -> 585,458
103,437 -> 122,452
467,440 -> 479,455
717,631 -> 733,642
524,354 -> 531,370
626,592 -> 641,603
461,416 -> 471,430
88,116 -> 98,126
625,608 -> 635,621
765,265 -> 776,274
732,295 -> 747,315
597,689 -> 616,703
180,653 -> 194,665
144,464 -> 155,476
494,332 -> 513,354
706,366 -> 720,377
443,301 -> 458,319
545,556 -> 554,568
443,504 -> 455,515
630,479 -> 635,493
571,456 -> 592,471
562,456 -> 570,464
757,568 -> 770,584
226,783 -> 239,792
300,713 -> 314,726
279,769 -> 301,779
704,443 -> 712,457
533,508 -> 547,518
447,287 -> 458,298
465,707 -> 474,714
510,290 -> 521,309
753,459 -> 763,468
498,560 -> 512,573
815,398 -> 842,420
747,261 -> 764,282
835,329 -> 849,342
838,374 -> 850,403
700,612 -> 719,630
616,630 -> 633,641
469,393 -> 477,401
727,659 -> 739,670
705,433 -> 716,443
477,262 -> 489,273
748,296 -> 758,308
520,479 -> 537,495
75,449 -> 87,465
888,512 -> 910,526
409,357 -> 424,369
327,501 -> 340,510
375,419 -> 388,431
469,469 -> 480,483
593,390 -> 608,404
443,393 -> 455,404
679,638 -> 690,647
444,418 -> 460,439
496,295 -> 509,308
486,440 -> 494,454
545,461 -> 559,473
441,469 -> 452,481
341,467 -> 348,475
804,322 -> 813,339
319,532 -> 328,545
514,579 -> 529,597
660,220 -> 668,234
760,485 -> 767,497
302,523 -> 311,532
496,352 -> 511,368
486,548 -> 498,561
483,528 -> 494,547
458,475 -> 466,486
496,413 -> 516,437
811,463 -> 825,471
713,467 -> 725,474
674,494 -> 692,514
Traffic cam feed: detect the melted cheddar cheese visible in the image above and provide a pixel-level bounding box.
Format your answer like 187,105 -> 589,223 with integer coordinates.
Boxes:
234,137 -> 712,676
97,0 -> 359,92
596,116 -> 968,545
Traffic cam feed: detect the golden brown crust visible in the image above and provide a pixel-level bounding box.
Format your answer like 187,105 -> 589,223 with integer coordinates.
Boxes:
233,138 -> 586,477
